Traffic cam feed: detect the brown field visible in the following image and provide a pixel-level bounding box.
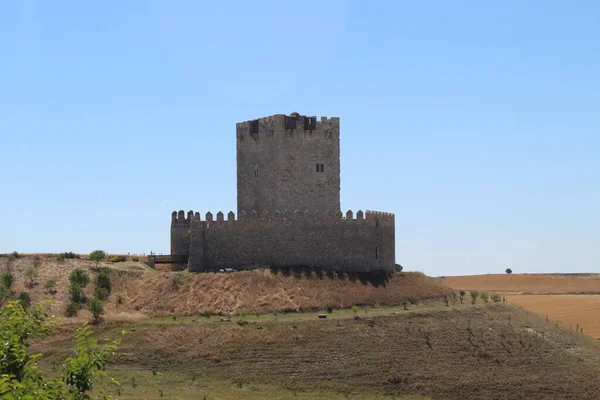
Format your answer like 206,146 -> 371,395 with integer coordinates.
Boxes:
444,273 -> 600,294
445,273 -> 600,339
505,295 -> 600,338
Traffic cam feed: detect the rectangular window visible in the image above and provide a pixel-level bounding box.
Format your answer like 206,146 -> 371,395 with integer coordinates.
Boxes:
285,116 -> 297,130
304,116 -> 316,131
250,119 -> 259,134
316,163 -> 324,173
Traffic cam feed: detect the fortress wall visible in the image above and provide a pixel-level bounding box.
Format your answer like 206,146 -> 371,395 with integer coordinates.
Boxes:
185,210 -> 395,272
170,210 -> 194,257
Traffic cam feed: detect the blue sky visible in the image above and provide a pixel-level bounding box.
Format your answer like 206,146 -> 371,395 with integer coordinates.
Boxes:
1,1 -> 598,276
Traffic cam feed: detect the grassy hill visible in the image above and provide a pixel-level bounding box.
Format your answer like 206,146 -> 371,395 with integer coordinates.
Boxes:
4,254 -> 600,399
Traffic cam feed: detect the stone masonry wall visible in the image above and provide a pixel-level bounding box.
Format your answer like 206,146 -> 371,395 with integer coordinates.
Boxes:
182,210 -> 395,272
236,114 -> 341,215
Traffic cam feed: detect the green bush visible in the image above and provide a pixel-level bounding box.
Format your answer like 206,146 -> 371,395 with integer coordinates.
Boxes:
459,290 -> 466,304
107,255 -> 126,263
94,287 -> 109,301
70,283 -> 85,303
505,268 -> 513,274
18,292 -> 31,309
95,266 -> 111,294
132,256 -> 140,262
65,301 -> 79,317
408,296 -> 418,305
491,293 -> 502,303
88,297 -> 104,323
352,305 -> 360,314
58,252 -> 80,260
0,285 -> 12,306
1,273 -> 15,291
69,268 -> 90,288
325,302 -> 333,313
11,251 -> 20,258
234,310 -> 248,318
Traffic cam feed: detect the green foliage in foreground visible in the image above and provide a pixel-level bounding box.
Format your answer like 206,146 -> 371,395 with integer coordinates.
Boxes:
0,301 -> 123,399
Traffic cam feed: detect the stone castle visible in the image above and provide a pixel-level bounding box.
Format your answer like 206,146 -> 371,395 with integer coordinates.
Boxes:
170,112 -> 396,272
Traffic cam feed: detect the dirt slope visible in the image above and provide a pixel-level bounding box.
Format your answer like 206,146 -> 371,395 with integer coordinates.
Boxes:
39,304 -> 600,400
2,254 -> 450,318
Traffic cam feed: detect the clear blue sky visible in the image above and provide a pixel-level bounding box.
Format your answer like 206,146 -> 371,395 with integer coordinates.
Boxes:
1,1 -> 598,276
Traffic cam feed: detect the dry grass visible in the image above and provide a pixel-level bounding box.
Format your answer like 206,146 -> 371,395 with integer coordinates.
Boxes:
444,273 -> 600,294
506,294 -> 600,338
1,254 -> 450,320
36,304 -> 600,400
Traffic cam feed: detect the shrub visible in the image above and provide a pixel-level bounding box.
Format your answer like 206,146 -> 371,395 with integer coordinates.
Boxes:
470,290 -> 479,305
402,300 -> 408,310
94,287 -> 109,301
69,268 -> 90,288
24,267 -> 38,289
11,251 -> 20,258
234,310 -> 248,318
65,301 -> 79,317
325,302 -> 333,313
88,297 -> 104,323
352,305 -> 360,314
171,273 -> 184,290
89,250 -> 106,267
0,284 -> 12,307
1,273 -> 15,290
95,267 -> 111,294
58,252 -> 80,260
132,256 -> 140,262
480,292 -> 489,303
491,293 -> 502,303
44,278 -> 57,294
408,296 -> 418,305
18,292 -> 31,309
459,290 -> 466,304
443,294 -> 449,307
505,268 -> 512,274
107,255 -> 126,263
70,283 -> 85,303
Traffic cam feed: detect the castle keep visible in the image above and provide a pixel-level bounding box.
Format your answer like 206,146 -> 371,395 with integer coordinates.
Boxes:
171,113 -> 396,272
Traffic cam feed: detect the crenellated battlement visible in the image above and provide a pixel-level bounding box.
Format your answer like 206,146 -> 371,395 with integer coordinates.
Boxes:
236,113 -> 339,142
173,209 -> 394,226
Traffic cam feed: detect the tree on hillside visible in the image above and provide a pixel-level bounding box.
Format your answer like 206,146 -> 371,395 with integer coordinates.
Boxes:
88,297 -> 104,323
69,268 -> 90,288
505,268 -> 513,274
24,267 -> 38,289
0,301 -> 122,399
89,250 -> 106,269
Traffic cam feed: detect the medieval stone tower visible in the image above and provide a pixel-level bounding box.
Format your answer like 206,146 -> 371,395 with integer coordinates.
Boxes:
236,113 -> 341,214
168,112 -> 396,273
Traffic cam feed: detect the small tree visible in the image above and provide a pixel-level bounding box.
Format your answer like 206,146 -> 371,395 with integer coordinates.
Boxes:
89,250 -> 106,268
459,290 -> 466,304
88,297 -> 104,323
480,292 -> 489,303
470,290 -> 478,305
1,272 -> 15,291
18,291 -> 31,309
505,268 -> 513,274
491,293 -> 502,303
70,283 -> 85,303
69,268 -> 90,288
24,267 -> 38,289
65,301 -> 79,317
95,266 -> 111,294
